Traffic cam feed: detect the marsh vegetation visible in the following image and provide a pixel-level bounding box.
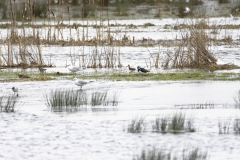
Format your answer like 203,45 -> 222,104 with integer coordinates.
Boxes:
44,88 -> 119,113
134,146 -> 208,160
126,112 -> 195,133
0,95 -> 19,112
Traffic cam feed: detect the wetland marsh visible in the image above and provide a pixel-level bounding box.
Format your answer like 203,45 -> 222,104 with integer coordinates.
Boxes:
1,17 -> 240,160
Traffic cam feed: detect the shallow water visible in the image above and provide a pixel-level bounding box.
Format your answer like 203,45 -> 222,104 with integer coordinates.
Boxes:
1,80 -> 240,159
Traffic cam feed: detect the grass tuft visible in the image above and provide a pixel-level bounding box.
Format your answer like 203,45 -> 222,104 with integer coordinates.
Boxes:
233,118 -> 240,134
127,116 -> 146,133
44,88 -> 119,112
0,95 -> 19,112
90,90 -> 119,107
44,89 -> 87,109
218,119 -> 231,134
152,113 -> 195,133
134,146 -> 208,160
233,90 -> 240,108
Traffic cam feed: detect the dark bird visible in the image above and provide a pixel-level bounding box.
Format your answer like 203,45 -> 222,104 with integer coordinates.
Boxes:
73,78 -> 93,90
38,67 -> 47,74
56,71 -> 61,75
12,87 -> 19,97
127,65 -> 136,72
18,73 -> 30,78
137,66 -> 150,74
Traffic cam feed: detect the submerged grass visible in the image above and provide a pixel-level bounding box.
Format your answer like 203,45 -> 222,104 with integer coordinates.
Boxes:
233,90 -> 240,108
0,95 -> 19,112
233,118 -> 240,134
152,113 -> 195,133
44,88 -> 119,112
127,112 -> 195,134
218,119 -> 231,134
44,89 -> 88,109
127,116 -> 146,133
134,146 -> 208,160
91,90 -> 119,107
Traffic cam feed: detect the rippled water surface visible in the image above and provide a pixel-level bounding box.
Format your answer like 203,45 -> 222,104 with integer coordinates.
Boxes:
1,80 -> 240,160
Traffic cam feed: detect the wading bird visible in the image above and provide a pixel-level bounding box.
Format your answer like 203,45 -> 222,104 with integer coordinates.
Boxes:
12,87 -> 19,97
127,65 -> 136,72
137,66 -> 150,74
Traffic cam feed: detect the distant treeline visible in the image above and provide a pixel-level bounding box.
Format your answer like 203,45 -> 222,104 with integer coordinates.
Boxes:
0,0 -> 239,20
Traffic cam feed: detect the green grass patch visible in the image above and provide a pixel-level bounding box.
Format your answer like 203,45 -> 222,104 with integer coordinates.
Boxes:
1,70 -> 240,82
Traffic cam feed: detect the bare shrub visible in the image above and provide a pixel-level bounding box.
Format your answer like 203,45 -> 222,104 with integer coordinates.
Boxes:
162,19 -> 217,69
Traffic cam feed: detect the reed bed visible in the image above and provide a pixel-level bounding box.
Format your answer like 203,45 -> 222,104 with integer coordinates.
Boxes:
0,95 -> 19,112
134,146 -> 208,160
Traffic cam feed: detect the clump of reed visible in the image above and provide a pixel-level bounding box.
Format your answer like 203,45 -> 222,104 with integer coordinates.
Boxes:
0,95 -> 19,112
127,116 -> 146,133
44,89 -> 88,109
182,147 -> 208,160
134,146 -> 208,160
218,118 -> 240,134
162,18 -> 218,70
44,88 -> 119,112
152,112 -> 195,133
233,118 -> 240,134
218,119 -> 231,134
126,112 -> 195,134
91,91 -> 119,106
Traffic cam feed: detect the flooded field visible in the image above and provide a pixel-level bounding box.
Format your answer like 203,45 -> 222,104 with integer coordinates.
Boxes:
1,17 -> 240,160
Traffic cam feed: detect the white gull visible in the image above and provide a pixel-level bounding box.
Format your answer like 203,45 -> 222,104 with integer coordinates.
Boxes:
73,78 -> 94,90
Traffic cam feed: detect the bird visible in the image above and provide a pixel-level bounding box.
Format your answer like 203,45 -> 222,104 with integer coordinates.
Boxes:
12,87 -> 19,97
137,66 -> 150,74
18,73 -> 30,78
230,14 -> 239,20
38,67 -> 47,74
127,64 -> 136,72
184,7 -> 191,14
73,78 -> 93,90
66,65 -> 81,74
